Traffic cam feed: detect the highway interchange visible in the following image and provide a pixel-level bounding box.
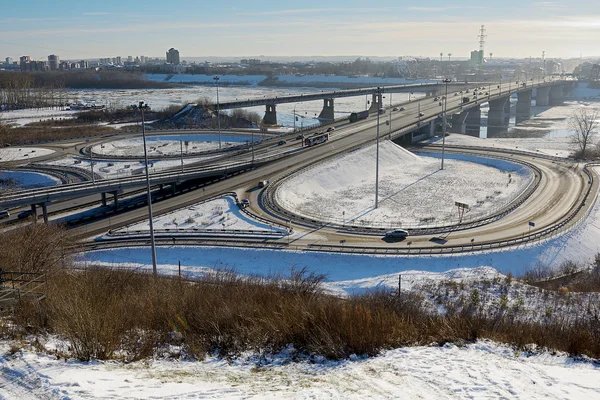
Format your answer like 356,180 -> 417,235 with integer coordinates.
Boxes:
1,79 -> 597,256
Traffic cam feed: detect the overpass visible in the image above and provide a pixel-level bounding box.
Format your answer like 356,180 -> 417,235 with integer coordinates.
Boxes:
215,81 -> 484,125
0,78 -> 574,221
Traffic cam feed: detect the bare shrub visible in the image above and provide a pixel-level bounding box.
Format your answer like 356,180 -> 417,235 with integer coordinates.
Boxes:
0,224 -> 77,274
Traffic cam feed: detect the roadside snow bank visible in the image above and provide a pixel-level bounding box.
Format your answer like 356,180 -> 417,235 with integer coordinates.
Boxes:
1,340 -> 598,399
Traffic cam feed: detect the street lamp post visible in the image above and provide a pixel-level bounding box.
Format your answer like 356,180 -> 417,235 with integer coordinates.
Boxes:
441,78 -> 451,170
89,146 -> 95,184
389,92 -> 393,139
251,130 -> 255,165
213,76 -> 222,149
375,87 -> 381,209
180,140 -> 184,173
135,101 -> 157,276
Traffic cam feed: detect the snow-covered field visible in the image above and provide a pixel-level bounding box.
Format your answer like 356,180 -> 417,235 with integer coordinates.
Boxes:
0,147 -> 54,162
146,73 -> 436,87
91,133 -> 256,157
433,133 -> 577,158
0,170 -> 61,189
275,141 -> 531,227
114,195 -> 286,235
1,339 -> 598,399
43,155 -> 213,179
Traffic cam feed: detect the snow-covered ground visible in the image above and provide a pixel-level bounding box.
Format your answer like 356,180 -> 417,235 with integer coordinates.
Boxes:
43,155 -> 214,179
0,108 -> 78,126
146,73 -> 436,87
433,133 -> 577,158
0,170 -> 61,189
91,133 -> 257,157
275,141 -> 531,228
0,147 -> 55,162
1,339 -> 598,399
113,195 -> 286,235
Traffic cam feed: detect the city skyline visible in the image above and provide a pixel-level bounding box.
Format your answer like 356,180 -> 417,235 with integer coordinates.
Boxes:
1,0 -> 599,60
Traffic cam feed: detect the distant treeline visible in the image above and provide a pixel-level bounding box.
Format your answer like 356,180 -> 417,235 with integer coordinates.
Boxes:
0,70 -> 177,92
28,70 -> 176,89
0,72 -> 68,110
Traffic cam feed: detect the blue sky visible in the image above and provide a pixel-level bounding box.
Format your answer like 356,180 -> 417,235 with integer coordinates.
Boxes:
1,0 -> 599,60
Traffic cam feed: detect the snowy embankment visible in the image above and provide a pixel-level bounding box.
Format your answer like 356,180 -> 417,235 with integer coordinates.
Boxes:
91,134 -> 255,157
0,170 -> 61,189
1,339 -> 598,399
0,108 -> 78,126
111,195 -> 286,236
44,155 -> 213,179
275,141 -> 531,228
0,147 -> 55,162
432,134 -> 577,158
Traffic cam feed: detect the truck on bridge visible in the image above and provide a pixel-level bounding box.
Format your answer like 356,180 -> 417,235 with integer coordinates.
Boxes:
349,110 -> 369,123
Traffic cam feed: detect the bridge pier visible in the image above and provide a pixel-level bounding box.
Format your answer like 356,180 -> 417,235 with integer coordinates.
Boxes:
450,111 -> 469,134
465,107 -> 481,137
488,97 -> 509,126
40,203 -> 48,224
550,86 -> 564,105
369,92 -> 382,113
31,204 -> 38,223
412,121 -> 435,143
101,192 -> 107,207
536,87 -> 551,106
262,104 -> 277,125
516,90 -> 532,117
318,98 -> 335,120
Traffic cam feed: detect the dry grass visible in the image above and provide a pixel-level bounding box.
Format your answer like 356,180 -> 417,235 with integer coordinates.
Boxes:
3,125 -> 116,146
2,225 -> 600,362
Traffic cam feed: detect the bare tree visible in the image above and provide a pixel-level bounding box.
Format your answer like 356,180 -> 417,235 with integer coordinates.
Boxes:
570,107 -> 600,159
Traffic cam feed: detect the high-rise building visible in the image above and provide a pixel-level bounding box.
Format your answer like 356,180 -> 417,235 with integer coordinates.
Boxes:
116,56 -> 122,65
19,56 -> 31,71
5,57 -> 12,65
166,48 -> 180,65
470,50 -> 484,66
127,55 -> 133,63
48,54 -> 59,71
140,55 -> 146,64
80,60 -> 88,69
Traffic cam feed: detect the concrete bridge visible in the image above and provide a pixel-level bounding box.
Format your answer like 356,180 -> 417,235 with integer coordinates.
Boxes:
215,82 -> 484,125
396,79 -> 574,144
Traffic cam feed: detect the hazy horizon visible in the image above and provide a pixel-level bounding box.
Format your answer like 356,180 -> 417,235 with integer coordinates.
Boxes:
2,0 -> 600,61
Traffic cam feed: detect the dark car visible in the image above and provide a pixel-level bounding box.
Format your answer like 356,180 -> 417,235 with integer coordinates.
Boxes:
240,199 -> 250,207
18,210 -> 33,219
278,140 -> 287,146
326,127 -> 335,132
384,229 -> 409,238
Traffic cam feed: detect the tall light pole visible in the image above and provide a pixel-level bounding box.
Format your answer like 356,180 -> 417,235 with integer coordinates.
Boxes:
441,78 -> 451,170
89,146 -> 95,184
375,87 -> 381,209
389,92 -> 393,139
293,103 -> 298,132
213,76 -> 222,149
134,101 -> 157,276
